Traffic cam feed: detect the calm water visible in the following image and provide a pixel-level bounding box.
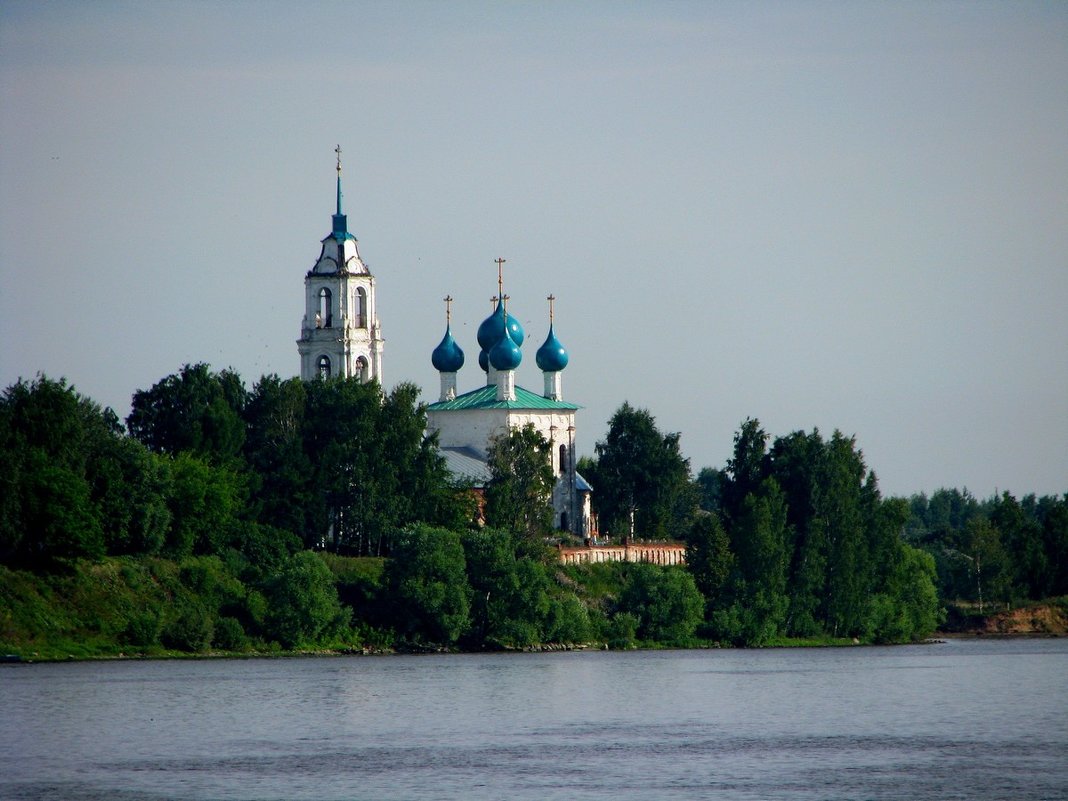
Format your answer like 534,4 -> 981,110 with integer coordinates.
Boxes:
1,639 -> 1066,801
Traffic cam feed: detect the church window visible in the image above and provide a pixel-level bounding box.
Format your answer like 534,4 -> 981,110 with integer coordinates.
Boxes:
354,356 -> 368,383
318,288 -> 333,327
317,355 -> 331,379
355,287 -> 367,328
559,444 -> 568,474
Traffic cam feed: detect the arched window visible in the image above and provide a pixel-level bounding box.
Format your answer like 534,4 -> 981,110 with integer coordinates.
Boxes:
317,355 -> 331,379
318,288 -> 333,327
560,511 -> 570,532
355,287 -> 367,328
354,356 -> 368,383
559,444 -> 568,474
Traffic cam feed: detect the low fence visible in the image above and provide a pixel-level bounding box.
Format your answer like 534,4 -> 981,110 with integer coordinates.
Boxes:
558,542 -> 686,566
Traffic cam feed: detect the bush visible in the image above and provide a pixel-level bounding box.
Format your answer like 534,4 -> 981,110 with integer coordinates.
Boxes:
162,601 -> 214,651
546,593 -> 592,644
122,611 -> 162,647
386,525 -> 471,645
605,611 -> 640,649
264,552 -> 349,648
212,616 -> 247,650
618,564 -> 704,643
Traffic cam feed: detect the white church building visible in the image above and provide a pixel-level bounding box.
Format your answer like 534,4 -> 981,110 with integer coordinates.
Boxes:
296,154 -> 593,540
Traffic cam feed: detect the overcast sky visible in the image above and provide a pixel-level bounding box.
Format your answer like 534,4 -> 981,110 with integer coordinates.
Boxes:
2,1 -> 1065,499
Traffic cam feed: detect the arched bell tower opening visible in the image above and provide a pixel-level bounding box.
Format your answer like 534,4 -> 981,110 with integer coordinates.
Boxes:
297,146 -> 385,384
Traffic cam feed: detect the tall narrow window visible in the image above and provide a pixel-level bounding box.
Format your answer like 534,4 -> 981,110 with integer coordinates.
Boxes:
317,355 -> 331,379
318,288 -> 333,327
559,444 -> 568,474
355,287 -> 367,328
354,356 -> 368,383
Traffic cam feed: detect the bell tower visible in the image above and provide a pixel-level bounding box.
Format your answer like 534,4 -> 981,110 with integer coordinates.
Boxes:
297,147 -> 384,383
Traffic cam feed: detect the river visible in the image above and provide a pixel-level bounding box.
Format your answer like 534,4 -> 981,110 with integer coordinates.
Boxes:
1,638 -> 1066,800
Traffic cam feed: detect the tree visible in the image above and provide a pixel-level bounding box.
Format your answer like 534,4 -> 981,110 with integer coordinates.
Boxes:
618,564 -> 704,643
991,492 -> 1047,600
242,374 -> 312,537
685,512 -> 733,602
589,402 -> 696,541
695,467 -> 724,515
17,451 -> 105,564
301,378 -> 458,554
721,418 -> 771,524
484,424 -> 555,541
164,453 -> 244,558
385,524 -> 471,644
726,478 -> 790,645
127,363 -> 247,463
0,375 -> 122,565
264,552 -> 349,648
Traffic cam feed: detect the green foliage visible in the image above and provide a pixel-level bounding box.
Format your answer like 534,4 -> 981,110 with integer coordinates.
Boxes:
241,374 -> 311,536
604,611 -> 640,649
19,451 -> 105,565
300,378 -> 459,554
545,593 -> 592,643
126,363 -> 247,462
162,599 -> 214,651
617,564 -> 704,643
263,551 -> 350,648
212,616 -> 248,651
484,424 -> 555,541
697,419 -> 949,644
586,402 -> 697,540
385,524 -> 471,645
685,513 -> 733,601
163,453 -> 244,558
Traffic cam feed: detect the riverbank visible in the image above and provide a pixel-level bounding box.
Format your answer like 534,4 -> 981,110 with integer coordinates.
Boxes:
937,598 -> 1067,637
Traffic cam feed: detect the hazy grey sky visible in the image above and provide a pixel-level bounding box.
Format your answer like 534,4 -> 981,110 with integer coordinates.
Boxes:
2,1 -> 1066,499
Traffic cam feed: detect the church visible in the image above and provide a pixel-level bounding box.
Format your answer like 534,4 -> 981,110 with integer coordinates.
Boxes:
296,153 -> 595,541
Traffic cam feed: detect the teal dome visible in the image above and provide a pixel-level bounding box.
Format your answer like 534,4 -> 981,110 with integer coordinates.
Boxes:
489,327 -> 522,371
535,324 -> 569,372
476,300 -> 524,352
431,326 -> 465,373
478,349 -> 489,372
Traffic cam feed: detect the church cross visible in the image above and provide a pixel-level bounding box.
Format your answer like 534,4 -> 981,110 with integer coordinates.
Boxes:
335,145 -> 342,175
495,257 -> 506,300
443,295 -> 453,324
547,294 -> 556,322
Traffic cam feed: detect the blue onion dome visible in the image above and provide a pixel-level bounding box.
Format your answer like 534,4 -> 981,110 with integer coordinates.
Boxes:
489,326 -> 522,371
478,349 -> 489,372
431,326 -> 465,372
535,324 -> 569,372
476,300 -> 525,352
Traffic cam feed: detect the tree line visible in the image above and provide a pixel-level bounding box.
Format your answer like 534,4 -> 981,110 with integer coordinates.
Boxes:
903,488 -> 1068,613
5,366 -> 1058,655
581,410 -> 941,644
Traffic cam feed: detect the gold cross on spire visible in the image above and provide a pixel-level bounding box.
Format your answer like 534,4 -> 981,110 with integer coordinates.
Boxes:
443,295 -> 453,324
335,144 -> 342,176
547,294 -> 556,322
495,257 -> 506,301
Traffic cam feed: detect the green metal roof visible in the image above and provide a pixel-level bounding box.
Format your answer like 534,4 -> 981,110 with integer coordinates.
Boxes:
427,383 -> 581,412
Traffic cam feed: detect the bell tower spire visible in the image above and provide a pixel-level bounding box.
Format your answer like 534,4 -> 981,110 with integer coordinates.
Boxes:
297,147 -> 385,384
332,144 -> 349,239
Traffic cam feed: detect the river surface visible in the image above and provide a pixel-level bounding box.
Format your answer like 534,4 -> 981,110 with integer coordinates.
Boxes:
1,638 -> 1066,801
